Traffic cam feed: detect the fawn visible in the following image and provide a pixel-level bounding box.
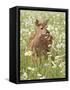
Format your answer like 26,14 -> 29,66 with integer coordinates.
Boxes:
29,19 -> 53,64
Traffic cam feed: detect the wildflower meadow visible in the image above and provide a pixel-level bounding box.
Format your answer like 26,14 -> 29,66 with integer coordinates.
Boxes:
20,10 -> 66,80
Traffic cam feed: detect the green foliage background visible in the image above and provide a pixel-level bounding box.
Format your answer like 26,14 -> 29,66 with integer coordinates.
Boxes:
20,10 -> 66,80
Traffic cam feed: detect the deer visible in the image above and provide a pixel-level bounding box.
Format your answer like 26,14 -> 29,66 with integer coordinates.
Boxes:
29,19 -> 53,64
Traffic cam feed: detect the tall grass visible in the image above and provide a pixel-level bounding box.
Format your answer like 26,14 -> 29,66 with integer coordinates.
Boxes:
20,10 -> 66,80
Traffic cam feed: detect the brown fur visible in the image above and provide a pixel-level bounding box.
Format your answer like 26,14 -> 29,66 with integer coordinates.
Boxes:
29,19 -> 53,59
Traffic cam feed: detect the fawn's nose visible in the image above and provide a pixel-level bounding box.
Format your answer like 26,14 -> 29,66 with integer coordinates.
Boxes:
40,25 -> 43,30
41,27 -> 43,29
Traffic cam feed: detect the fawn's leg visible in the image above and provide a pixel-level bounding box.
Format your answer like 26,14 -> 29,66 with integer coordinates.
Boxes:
31,53 -> 37,66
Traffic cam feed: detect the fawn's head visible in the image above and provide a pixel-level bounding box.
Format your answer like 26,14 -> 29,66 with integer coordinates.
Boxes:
35,19 -> 49,35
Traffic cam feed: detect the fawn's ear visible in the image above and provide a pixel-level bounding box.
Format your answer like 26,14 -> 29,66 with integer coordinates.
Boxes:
44,19 -> 49,25
35,19 -> 39,26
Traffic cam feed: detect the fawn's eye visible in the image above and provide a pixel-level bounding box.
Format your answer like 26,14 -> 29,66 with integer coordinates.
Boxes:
38,24 -> 41,26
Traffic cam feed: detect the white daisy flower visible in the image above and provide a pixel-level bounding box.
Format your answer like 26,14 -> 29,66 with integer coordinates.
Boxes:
44,63 -> 48,67
40,76 -> 46,79
59,62 -> 65,68
37,73 -> 42,77
47,52 -> 51,55
51,61 -> 56,66
47,25 -> 53,30
55,56 -> 60,59
21,72 -> 27,80
64,21 -> 65,25
57,14 -> 60,17
52,65 -> 57,68
28,32 -> 31,35
24,51 -> 32,56
28,67 -> 32,70
55,27 -> 58,31
56,44 -> 61,48
28,67 -> 35,71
